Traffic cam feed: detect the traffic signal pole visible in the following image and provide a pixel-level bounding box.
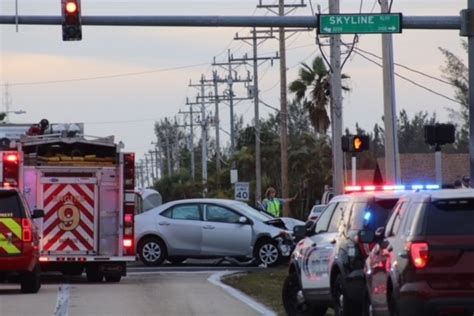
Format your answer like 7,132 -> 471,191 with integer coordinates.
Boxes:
380,0 -> 401,184
468,0 -> 474,187
1,12 -> 468,188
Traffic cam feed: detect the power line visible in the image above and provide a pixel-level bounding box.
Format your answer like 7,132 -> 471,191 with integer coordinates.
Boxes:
352,46 -> 454,86
1,62 -> 209,87
353,49 -> 462,105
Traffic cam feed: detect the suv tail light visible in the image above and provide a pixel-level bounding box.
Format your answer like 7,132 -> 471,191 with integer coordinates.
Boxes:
408,242 -> 429,269
22,218 -> 32,242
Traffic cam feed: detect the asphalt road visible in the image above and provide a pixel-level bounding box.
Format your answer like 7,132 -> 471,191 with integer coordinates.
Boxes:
0,269 -> 263,316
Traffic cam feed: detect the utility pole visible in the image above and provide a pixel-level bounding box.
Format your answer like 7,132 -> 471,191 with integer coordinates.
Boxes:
2,83 -> 12,123
213,51 -> 252,166
179,105 -> 200,181
151,141 -> 164,180
212,71 -> 222,179
164,136 -> 172,177
329,0 -> 344,196
233,29 -> 278,203
257,0 -> 306,216
380,0 -> 401,184
144,154 -> 151,187
147,152 -> 156,184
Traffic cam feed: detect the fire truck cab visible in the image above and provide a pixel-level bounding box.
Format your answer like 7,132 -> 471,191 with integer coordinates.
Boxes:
0,122 -> 136,283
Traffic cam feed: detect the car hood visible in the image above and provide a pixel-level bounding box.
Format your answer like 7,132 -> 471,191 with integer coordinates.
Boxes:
265,217 -> 305,231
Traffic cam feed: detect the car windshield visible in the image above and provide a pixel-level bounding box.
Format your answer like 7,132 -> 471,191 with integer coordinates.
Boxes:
351,198 -> 399,231
0,191 -> 22,218
231,202 -> 274,222
424,199 -> 474,235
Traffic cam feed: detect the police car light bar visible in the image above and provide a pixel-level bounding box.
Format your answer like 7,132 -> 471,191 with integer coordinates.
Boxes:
344,184 -> 440,193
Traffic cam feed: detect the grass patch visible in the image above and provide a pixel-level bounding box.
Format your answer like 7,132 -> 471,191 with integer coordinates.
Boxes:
222,267 -> 335,316
223,267 -> 287,315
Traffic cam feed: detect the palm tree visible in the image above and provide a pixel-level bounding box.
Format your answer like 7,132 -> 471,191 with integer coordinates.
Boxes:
289,56 -> 350,134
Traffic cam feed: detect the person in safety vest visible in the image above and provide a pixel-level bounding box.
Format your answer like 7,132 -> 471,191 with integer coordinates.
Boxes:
261,187 -> 296,217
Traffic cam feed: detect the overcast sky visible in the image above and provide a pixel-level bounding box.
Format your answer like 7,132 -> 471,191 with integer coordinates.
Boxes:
0,0 -> 467,162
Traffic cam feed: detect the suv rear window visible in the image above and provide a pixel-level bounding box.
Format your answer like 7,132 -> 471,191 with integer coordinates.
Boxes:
424,199 -> 474,235
351,199 -> 398,231
0,191 -> 23,218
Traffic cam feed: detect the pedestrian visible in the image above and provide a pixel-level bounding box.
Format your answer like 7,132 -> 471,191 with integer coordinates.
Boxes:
462,175 -> 471,188
261,187 -> 296,217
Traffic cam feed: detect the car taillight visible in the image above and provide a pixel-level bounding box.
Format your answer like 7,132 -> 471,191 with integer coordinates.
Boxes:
409,242 -> 429,269
22,218 -> 32,242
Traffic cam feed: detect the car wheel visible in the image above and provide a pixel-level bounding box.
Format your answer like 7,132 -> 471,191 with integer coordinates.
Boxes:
139,237 -> 167,266
282,272 -> 327,316
167,257 -> 187,265
255,240 -> 281,267
20,264 -> 41,294
332,274 -> 361,316
86,264 -> 104,283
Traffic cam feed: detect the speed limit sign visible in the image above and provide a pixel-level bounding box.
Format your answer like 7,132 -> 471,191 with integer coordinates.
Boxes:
234,182 -> 250,201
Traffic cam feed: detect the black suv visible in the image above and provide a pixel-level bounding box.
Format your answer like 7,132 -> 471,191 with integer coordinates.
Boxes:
329,191 -> 402,316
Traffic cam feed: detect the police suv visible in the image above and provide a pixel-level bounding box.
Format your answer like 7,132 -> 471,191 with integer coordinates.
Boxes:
282,185 -> 409,316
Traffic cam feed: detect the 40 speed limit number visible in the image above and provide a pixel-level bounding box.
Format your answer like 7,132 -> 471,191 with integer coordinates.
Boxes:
234,182 -> 250,201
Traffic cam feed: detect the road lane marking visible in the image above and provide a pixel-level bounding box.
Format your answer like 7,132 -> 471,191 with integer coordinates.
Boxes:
54,284 -> 70,316
208,272 -> 277,316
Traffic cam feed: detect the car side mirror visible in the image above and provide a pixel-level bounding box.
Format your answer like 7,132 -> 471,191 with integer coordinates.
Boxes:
239,216 -> 248,224
32,209 -> 45,219
358,230 -> 375,243
293,225 -> 307,241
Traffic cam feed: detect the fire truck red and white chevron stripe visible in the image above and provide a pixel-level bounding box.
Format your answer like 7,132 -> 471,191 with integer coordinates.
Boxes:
42,183 -> 95,252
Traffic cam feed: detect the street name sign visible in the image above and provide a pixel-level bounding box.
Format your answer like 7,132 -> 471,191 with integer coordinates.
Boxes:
318,13 -> 402,34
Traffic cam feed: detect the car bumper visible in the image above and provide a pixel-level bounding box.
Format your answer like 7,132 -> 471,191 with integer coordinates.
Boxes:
399,282 -> 474,316
0,254 -> 37,272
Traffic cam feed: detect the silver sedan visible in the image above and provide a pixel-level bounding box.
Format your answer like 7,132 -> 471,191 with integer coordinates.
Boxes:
135,199 -> 301,267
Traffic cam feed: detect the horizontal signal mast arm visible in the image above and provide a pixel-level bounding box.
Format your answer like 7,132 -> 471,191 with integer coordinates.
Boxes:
0,15 -> 461,29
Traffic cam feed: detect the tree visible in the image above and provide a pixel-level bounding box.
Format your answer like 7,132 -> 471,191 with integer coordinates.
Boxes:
289,56 -> 350,134
439,42 -> 469,152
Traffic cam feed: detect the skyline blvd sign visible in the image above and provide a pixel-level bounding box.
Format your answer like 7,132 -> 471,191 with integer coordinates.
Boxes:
319,13 -> 402,34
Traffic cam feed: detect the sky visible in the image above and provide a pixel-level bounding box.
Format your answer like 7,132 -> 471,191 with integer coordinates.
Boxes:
0,0 -> 467,163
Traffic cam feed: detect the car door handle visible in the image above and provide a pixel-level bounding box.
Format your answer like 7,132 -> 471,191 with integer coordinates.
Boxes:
158,222 -> 170,226
203,225 -> 215,230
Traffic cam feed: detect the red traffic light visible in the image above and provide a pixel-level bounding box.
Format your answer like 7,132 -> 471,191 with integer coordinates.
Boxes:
65,2 -> 78,14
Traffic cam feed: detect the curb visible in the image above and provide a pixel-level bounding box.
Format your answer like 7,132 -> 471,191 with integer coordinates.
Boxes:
208,271 -> 277,316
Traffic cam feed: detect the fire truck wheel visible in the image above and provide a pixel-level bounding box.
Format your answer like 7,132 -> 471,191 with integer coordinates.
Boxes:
21,264 -> 41,294
139,237 -> 167,266
105,275 -> 122,283
86,265 -> 104,283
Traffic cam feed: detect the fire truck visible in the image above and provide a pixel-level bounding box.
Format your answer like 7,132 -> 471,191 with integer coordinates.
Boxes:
0,121 -> 136,282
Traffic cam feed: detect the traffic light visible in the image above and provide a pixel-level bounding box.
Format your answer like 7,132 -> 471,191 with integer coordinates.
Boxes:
61,0 -> 82,41
424,124 -> 455,146
342,135 -> 370,153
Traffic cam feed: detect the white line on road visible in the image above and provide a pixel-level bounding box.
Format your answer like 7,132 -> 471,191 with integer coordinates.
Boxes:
208,272 -> 277,316
54,284 -> 70,316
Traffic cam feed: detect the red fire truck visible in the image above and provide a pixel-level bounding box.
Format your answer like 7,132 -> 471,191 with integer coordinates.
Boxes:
0,122 -> 136,282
